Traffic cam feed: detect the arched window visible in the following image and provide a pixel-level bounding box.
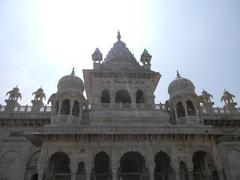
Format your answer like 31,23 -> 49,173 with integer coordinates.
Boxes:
177,101 -> 186,118
115,90 -> 131,104
187,100 -> 196,116
61,99 -> 70,115
136,90 -> 145,103
72,101 -> 80,117
101,90 -> 110,103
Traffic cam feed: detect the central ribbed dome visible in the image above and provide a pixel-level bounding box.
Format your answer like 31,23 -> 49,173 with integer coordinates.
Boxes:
101,32 -> 142,70
57,69 -> 84,93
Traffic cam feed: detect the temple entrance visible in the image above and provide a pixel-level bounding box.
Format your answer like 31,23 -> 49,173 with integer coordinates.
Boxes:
154,152 -> 174,180
45,152 -> 71,180
92,151 -> 112,180
192,151 -> 219,180
118,152 -> 149,180
31,173 -> 38,180
76,162 -> 86,180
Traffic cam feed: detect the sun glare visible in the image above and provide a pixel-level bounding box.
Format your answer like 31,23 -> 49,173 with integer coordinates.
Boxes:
37,0 -> 145,69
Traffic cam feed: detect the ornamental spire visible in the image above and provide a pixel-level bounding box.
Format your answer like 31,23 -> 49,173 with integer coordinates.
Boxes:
71,67 -> 75,76
117,31 -> 121,41
177,70 -> 181,78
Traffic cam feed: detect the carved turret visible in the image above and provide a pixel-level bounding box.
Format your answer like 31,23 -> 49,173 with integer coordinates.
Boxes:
92,48 -> 103,69
140,49 -> 152,70
31,87 -> 46,112
5,86 -> 22,112
221,89 -> 237,113
199,89 -> 214,113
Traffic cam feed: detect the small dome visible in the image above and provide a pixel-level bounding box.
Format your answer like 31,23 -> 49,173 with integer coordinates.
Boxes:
57,68 -> 84,93
168,71 -> 195,97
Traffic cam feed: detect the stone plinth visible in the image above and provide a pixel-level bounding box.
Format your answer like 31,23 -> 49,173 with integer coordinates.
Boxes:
31,100 -> 44,112
5,99 -> 19,112
224,102 -> 237,113
203,102 -> 214,113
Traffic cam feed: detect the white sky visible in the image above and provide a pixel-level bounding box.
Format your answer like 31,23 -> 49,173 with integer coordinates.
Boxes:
0,0 -> 240,107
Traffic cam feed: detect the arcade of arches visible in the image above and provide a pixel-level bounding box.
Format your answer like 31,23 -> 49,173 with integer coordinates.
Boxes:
40,150 -> 224,180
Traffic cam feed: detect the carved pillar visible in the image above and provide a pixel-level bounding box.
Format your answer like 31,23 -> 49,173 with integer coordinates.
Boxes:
58,99 -> 62,115
217,170 -> 225,180
37,170 -> 44,180
186,158 -> 194,180
70,99 -> 74,116
85,160 -> 92,180
112,151 -> 118,180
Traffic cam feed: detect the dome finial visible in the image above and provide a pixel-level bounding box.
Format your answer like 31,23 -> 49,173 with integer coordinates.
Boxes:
177,70 -> 181,78
117,31 -> 121,41
71,67 -> 75,76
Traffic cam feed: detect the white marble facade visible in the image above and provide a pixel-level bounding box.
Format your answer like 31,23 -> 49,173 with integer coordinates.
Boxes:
0,32 -> 240,180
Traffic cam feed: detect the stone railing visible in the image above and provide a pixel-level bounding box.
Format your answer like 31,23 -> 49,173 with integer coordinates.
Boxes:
0,105 -> 51,113
202,107 -> 240,114
91,103 -> 169,111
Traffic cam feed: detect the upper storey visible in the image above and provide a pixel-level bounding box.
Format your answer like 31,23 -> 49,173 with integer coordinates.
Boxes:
83,32 -> 161,109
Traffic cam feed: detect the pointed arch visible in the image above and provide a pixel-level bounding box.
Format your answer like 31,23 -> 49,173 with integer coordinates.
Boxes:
61,99 -> 70,115
45,151 -> 71,180
72,100 -> 80,117
177,101 -> 186,118
115,90 -> 131,104
154,151 -> 173,180
136,90 -> 145,104
118,151 -> 149,180
187,100 -> 196,116
179,161 -> 189,180
76,162 -> 86,180
101,89 -> 111,103
92,151 -> 112,180
192,151 -> 219,180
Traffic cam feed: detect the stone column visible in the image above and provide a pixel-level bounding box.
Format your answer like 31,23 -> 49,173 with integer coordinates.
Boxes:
85,162 -> 92,180
149,170 -> 154,180
217,170 -> 225,180
37,170 -> 44,180
70,157 -> 78,180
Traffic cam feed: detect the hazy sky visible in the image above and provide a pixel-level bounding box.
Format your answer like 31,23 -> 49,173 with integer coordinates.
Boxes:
0,0 -> 240,107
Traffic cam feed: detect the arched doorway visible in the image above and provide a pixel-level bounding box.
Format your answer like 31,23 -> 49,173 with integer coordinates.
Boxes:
118,152 -> 149,180
26,151 -> 40,180
179,161 -> 189,180
227,149 -> 240,180
154,152 -> 173,180
192,151 -> 219,180
31,173 -> 38,180
92,151 -> 112,180
0,150 -> 20,180
76,162 -> 86,180
45,152 -> 71,180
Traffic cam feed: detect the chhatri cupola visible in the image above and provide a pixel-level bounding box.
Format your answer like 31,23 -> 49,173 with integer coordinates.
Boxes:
168,71 -> 200,125
83,32 -> 161,110
48,68 -> 87,125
